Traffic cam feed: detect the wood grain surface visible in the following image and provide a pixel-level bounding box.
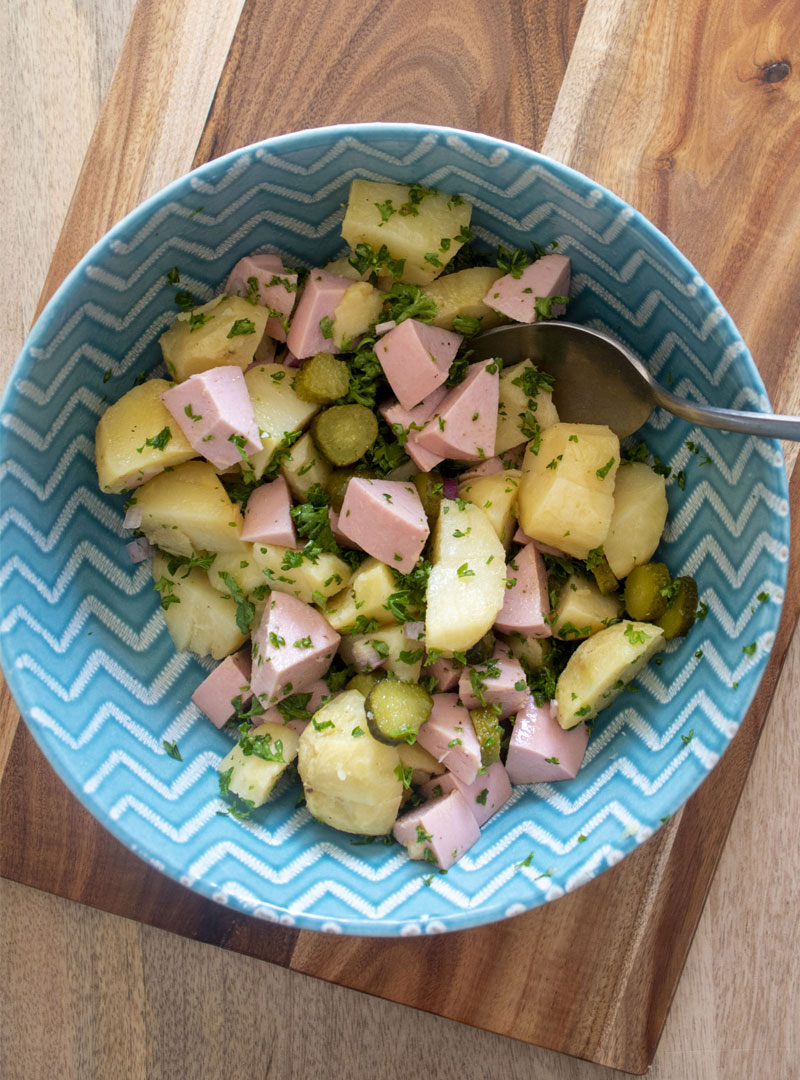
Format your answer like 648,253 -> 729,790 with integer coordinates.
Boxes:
2,0 -> 799,1077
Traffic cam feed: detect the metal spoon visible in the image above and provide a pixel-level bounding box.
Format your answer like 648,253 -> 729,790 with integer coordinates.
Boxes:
470,321 -> 800,440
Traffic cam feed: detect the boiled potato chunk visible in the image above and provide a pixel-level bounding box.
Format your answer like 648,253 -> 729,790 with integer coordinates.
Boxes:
152,552 -> 247,659
426,499 -> 506,653
251,543 -> 351,605
136,460 -> 245,557
397,741 -> 445,785
341,180 -> 472,286
458,469 -> 521,547
279,431 -> 331,499
339,624 -> 424,682
496,360 -> 560,455
423,267 -> 505,332
297,690 -> 403,834
332,281 -> 383,349
206,543 -> 268,599
219,722 -> 300,807
603,462 -> 668,579
503,631 -> 548,669
324,557 -> 400,631
555,620 -> 665,728
551,574 -> 623,640
519,423 -> 619,559
244,364 -> 320,480
95,379 -> 197,493
160,295 -> 269,381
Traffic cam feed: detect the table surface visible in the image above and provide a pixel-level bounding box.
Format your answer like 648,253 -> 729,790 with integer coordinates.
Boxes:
2,2 -> 799,1078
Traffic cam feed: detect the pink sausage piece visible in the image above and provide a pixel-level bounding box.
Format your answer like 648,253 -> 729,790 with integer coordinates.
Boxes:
392,789 -> 480,870
484,254 -> 571,323
460,443 -> 526,482
420,655 -> 462,692
379,386 -> 448,473
458,644 -> 529,719
494,543 -> 552,638
416,694 -> 481,785
250,593 -> 340,705
375,318 -> 462,411
505,697 -> 590,783
241,476 -> 297,548
337,478 -> 429,574
161,366 -> 262,470
454,761 -> 513,828
414,359 -> 499,463
247,678 -> 332,736
225,255 -> 299,342
191,649 -> 253,729
286,268 -> 352,358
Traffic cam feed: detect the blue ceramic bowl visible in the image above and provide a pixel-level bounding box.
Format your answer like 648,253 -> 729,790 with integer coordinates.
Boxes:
0,124 -> 789,935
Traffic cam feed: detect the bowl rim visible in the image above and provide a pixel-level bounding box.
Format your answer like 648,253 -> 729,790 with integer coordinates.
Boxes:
0,121 -> 789,935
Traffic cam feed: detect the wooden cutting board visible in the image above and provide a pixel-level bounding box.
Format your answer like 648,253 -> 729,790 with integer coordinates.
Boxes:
2,0 -> 799,1073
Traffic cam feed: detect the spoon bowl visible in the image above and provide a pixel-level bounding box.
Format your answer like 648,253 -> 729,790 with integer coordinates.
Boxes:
472,321 -> 800,441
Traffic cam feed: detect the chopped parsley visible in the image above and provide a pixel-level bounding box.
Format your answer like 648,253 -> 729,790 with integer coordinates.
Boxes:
136,426 -> 172,454
227,318 -> 256,338
218,571 -> 255,634
162,739 -> 182,760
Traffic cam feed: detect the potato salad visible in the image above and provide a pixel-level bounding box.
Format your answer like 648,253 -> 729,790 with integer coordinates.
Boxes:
95,179 -> 698,872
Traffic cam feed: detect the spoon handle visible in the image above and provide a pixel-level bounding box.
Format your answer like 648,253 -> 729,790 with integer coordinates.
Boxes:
651,386 -> 800,442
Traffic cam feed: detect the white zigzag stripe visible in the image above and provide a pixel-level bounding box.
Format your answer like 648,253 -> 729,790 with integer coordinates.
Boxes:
187,838 -> 409,885
683,532 -> 788,583
664,481 -> 788,541
0,544 -> 150,601
84,749 -> 220,796
697,585 -> 783,636
573,275 -> 724,342
15,347 -> 115,404
254,134 -> 439,176
27,298 -> 172,364
0,439 -> 95,498
0,489 -> 122,549
559,236 -> 697,296
14,649 -> 192,703
30,701 -> 197,752
190,150 -> 254,192
0,599 -> 164,654
1,388 -> 105,450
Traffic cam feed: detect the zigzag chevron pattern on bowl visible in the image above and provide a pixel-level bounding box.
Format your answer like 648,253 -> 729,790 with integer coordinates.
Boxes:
0,124 -> 789,935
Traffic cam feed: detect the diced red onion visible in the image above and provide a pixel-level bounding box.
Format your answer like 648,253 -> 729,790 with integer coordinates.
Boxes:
374,320 -> 397,336
123,505 -> 142,530
442,477 -> 459,499
126,538 -> 155,563
283,349 -> 304,368
403,621 -> 425,642
352,639 -> 386,672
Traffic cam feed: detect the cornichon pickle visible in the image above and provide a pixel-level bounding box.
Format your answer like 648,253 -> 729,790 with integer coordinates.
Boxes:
365,680 -> 433,745
656,576 -> 698,639
412,471 -> 443,525
312,404 -> 378,466
294,352 -> 350,403
465,630 -> 495,666
469,707 -> 503,766
590,554 -> 619,596
346,670 -> 386,698
326,466 -> 375,512
624,562 -> 672,621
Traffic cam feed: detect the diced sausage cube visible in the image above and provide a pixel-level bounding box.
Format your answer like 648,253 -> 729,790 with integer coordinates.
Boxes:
375,319 -> 462,410
484,254 -> 571,323
452,761 -> 512,827
420,655 -> 462,692
494,543 -> 551,638
161,366 -> 262,470
337,478 -> 429,574
460,443 -> 525,481
458,644 -> 528,719
191,648 -> 252,728
419,772 -> 458,800
286,268 -> 352,358
250,593 -> 340,704
393,789 -> 480,870
416,694 -> 481,785
241,476 -> 297,547
226,254 -> 299,342
414,359 -> 499,462
379,386 -> 448,473
505,697 -> 589,783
